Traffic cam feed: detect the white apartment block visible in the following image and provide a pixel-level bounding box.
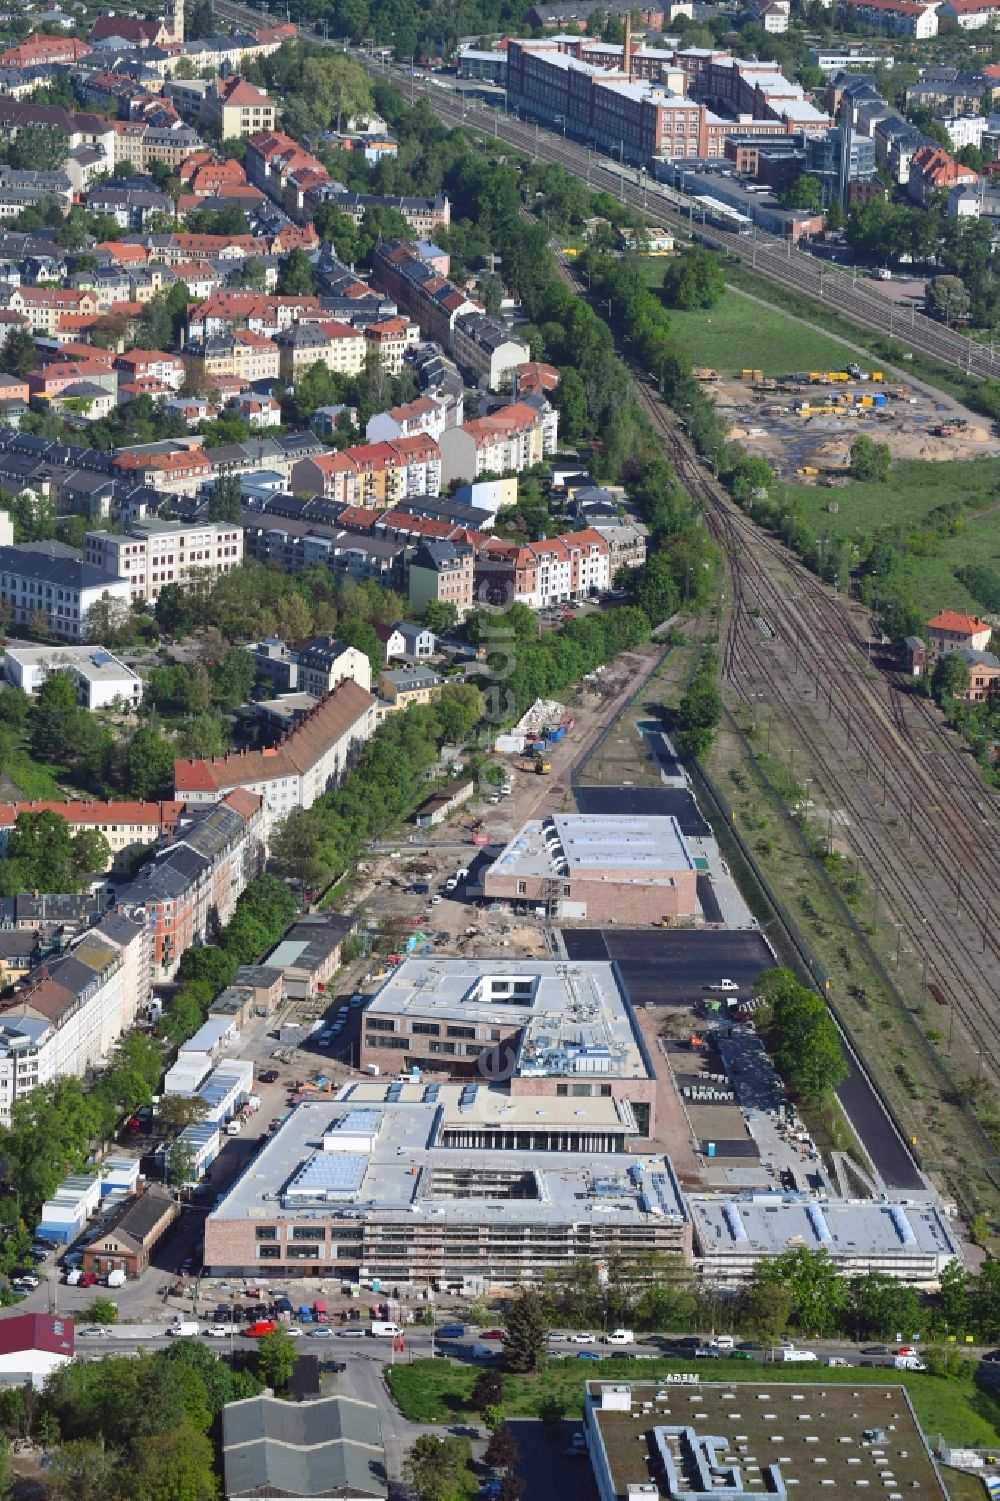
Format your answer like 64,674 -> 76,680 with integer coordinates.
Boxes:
85,519 -> 243,604
0,913 -> 148,1125
0,544 -> 132,643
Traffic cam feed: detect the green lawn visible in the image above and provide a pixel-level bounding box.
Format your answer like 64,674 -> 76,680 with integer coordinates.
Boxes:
0,740 -> 69,799
638,268 -> 873,378
777,459 -> 1000,615
386,1357 -> 1000,1449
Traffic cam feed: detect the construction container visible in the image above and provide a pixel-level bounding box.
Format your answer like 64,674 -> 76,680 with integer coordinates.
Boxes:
872,371 -> 884,382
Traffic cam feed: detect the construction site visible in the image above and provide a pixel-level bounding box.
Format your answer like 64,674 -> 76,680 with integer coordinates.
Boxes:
694,364 -> 1000,481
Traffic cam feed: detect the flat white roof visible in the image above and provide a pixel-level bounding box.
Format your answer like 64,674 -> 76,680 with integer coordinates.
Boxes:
690,1195 -> 960,1259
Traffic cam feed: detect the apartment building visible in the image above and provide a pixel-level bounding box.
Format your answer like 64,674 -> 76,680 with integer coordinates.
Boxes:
924,610 -> 993,656
841,0 -> 940,33
295,638 -> 373,696
475,528 -> 611,608
111,446 -> 213,497
438,402 -> 555,486
117,789 -> 265,983
0,912 -> 148,1125
0,33 -> 92,68
326,192 -> 451,237
174,681 -> 377,821
4,287 -> 100,336
111,122 -> 205,174
185,330 -> 282,385
408,538 -> 475,619
908,143 -> 978,203
0,543 -> 131,643
202,75 -> 276,138
85,518 -> 243,604
115,349 -> 186,392
291,436 -> 442,509
275,319 -> 366,381
188,289 -> 320,340
939,0 -> 1000,26
363,317 -> 420,374
0,799 -> 185,872
451,312 -> 530,390
371,239 -> 480,352
366,395 -> 449,445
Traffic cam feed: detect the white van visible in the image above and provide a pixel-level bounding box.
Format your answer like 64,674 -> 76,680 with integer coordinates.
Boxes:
778,1347 -> 817,1362
225,1120 -> 241,1136
168,1321 -> 200,1337
106,1269 -> 126,1288
370,1321 -> 402,1337
606,1329 -> 635,1345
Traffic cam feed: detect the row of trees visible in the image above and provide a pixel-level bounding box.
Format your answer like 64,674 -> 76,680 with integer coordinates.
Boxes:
756,967 -> 848,1103
269,686 -> 481,888
36,1339 -> 264,1500
160,876 -> 300,1047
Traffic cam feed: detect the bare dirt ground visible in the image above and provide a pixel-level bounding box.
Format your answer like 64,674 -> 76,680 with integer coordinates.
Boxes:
714,372 -> 1000,479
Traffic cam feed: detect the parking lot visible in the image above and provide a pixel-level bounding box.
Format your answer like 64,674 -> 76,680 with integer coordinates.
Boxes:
563,928 -> 774,1006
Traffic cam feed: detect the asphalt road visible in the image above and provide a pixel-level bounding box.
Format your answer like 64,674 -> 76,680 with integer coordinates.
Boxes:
563,928 -> 774,1005
573,785 -> 710,837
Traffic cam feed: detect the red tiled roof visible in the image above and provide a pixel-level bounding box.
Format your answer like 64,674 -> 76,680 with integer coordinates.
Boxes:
0,799 -> 184,831
926,611 -> 990,634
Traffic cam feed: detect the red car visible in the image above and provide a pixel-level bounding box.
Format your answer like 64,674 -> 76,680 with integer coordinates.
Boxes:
78,1271 -> 98,1288
245,1321 -> 276,1337
480,1329 -> 506,1341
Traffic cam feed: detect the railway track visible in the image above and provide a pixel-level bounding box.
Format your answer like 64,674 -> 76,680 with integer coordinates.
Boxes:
215,0 -> 1000,1095
211,0 -> 997,379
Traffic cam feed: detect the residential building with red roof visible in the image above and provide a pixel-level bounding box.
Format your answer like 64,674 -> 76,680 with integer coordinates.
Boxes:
289,450 -> 359,507
4,286 -> 99,336
937,0 -> 1000,24
367,394 -> 449,445
438,401 -> 556,486
0,800 -> 185,871
363,316 -> 421,374
188,290 -> 320,340
843,0 -> 939,35
174,681 -> 377,821
925,611 -> 993,654
0,33 -> 91,67
112,446 -> 212,496
203,75 -> 276,139
115,348 -> 186,391
908,144 -> 977,203
475,528 -> 610,609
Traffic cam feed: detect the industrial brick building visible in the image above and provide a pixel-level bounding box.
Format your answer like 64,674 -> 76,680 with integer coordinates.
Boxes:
483,813 -> 698,922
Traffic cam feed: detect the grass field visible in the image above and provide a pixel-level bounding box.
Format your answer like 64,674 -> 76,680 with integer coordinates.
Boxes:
777,459 -> 1000,615
638,266 -> 874,377
385,1358 -> 1000,1449
0,731 -> 68,800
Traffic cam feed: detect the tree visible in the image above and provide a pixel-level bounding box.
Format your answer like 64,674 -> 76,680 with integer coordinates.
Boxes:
30,669 -> 78,762
554,365 -> 587,441
925,274 -> 970,325
782,174 -> 823,213
46,1438 -> 121,1501
83,596 -> 134,648
79,1296 -> 118,1325
131,1424 -> 218,1501
676,672 -> 722,761
472,1368 -> 503,1411
2,326 -> 37,380
157,1095 -> 210,1132
826,197 -> 845,232
277,247 -> 316,296
167,1141 -> 197,1187
503,1289 -> 547,1373
302,53 -> 372,132
208,473 -> 243,525
663,247 -> 725,310
402,1435 -> 469,1501
210,646 -> 255,712
849,434 -> 891,484
256,1327 -> 298,1392
931,651 -> 971,707
484,1422 -> 519,1472
424,600 -> 458,634
118,725 -> 175,800
9,124 -> 68,171
634,554 -> 680,628
767,971 -> 847,1101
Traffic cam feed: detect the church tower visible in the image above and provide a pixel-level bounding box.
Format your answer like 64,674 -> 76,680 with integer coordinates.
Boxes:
171,0 -> 184,45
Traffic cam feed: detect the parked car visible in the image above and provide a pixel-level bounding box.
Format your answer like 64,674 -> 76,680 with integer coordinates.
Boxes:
479,1329 -> 506,1341
577,1351 -> 601,1361
307,1327 -> 332,1338
11,1273 -> 39,1290
711,1335 -> 735,1350
570,1332 -> 595,1344
438,1324 -> 466,1340
78,1326 -> 113,1337
205,1326 -> 230,1338
337,1327 -> 367,1337
258,1069 -> 280,1084
245,1321 -> 277,1337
